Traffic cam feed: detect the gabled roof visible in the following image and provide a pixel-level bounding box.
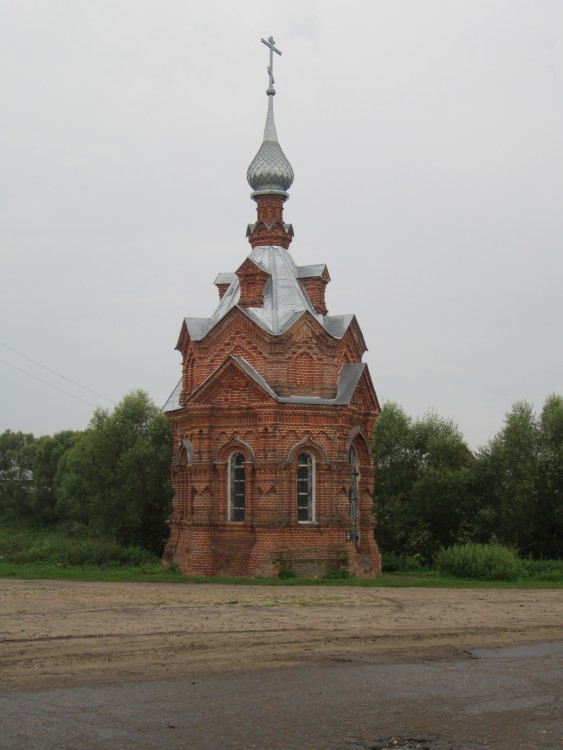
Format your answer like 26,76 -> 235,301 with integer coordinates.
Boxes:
276,361 -> 368,406
179,245 -> 358,345
163,356 -> 370,413
162,379 -> 182,412
323,314 -> 355,339
213,272 -> 236,285
214,245 -> 318,334
295,263 -> 329,280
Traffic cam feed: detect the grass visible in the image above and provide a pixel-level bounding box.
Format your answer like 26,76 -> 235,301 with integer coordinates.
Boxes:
1,562 -> 561,588
0,561 -> 183,583
1,520 -> 561,588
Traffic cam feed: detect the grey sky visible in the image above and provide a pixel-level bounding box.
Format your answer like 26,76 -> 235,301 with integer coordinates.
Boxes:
1,0 -> 562,449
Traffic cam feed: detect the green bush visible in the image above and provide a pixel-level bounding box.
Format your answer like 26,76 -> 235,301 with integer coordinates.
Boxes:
0,527 -> 158,568
434,543 -> 522,581
519,558 -> 563,581
323,567 -> 349,580
382,551 -> 426,573
278,567 -> 296,579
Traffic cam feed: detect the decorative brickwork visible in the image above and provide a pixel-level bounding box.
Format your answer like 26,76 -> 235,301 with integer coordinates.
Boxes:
165,357 -> 380,576
216,284 -> 230,301
246,195 -> 294,249
236,258 -> 271,308
163,48 -> 381,577
176,309 -> 369,406
298,267 -> 331,316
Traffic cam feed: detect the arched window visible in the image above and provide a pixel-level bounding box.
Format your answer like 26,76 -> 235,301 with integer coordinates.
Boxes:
349,445 -> 358,501
349,446 -> 359,518
297,452 -> 314,522
229,452 -> 246,521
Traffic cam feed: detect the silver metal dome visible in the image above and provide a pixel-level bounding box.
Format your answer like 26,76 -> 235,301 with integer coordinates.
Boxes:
247,96 -> 294,197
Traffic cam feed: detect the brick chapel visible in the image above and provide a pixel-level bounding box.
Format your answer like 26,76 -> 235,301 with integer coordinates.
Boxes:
162,37 -> 381,577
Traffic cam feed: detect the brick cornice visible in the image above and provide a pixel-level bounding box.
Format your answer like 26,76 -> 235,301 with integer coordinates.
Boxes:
247,194 -> 294,249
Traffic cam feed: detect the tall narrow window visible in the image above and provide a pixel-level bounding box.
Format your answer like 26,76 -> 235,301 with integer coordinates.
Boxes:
229,452 -> 246,521
297,452 -> 314,522
349,446 -> 358,517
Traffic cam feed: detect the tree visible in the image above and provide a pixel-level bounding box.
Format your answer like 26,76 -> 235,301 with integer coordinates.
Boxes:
21,431 -> 80,526
475,396 -> 563,558
373,402 -> 475,561
473,401 -> 537,550
535,395 -> 563,558
55,391 -> 173,554
0,429 -> 35,517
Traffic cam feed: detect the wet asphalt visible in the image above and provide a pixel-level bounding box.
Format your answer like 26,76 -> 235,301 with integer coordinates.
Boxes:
1,644 -> 562,750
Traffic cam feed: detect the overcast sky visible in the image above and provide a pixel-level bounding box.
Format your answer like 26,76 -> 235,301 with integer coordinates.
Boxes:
1,0 -> 562,450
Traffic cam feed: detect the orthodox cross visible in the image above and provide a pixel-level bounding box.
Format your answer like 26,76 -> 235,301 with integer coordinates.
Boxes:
261,35 -> 281,95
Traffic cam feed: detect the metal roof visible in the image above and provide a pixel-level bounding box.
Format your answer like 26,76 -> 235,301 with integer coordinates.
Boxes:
162,356 -> 367,413
295,264 -> 327,279
231,355 -> 366,405
181,245 -> 357,344
162,379 -> 182,412
247,96 -> 294,198
323,314 -> 355,339
214,273 -> 236,285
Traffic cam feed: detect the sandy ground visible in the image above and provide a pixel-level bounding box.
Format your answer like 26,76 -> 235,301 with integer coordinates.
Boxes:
1,580 -> 562,693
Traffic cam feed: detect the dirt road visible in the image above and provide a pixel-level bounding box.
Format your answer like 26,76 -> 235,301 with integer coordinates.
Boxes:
1,580 -> 561,692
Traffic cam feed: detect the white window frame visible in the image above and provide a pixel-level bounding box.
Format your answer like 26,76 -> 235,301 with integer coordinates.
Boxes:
296,452 -> 315,523
228,452 -> 246,522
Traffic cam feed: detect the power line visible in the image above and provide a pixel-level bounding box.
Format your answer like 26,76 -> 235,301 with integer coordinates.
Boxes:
0,357 -> 100,408
0,340 -> 116,405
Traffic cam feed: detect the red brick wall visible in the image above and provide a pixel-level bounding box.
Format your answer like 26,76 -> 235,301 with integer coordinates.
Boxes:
236,259 -> 270,308
247,195 -> 293,249
164,381 -> 381,577
299,277 -> 328,316
178,310 -> 367,405
166,241 -> 381,578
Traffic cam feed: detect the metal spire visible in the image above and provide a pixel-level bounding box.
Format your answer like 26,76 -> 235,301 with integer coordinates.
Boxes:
247,36 -> 294,197
261,36 -> 281,96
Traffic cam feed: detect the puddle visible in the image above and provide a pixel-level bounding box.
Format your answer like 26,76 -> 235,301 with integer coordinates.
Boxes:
469,641 -> 563,659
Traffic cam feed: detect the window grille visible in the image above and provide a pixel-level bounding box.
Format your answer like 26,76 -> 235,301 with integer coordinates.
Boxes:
297,452 -> 314,522
229,452 -> 246,521
349,446 -> 358,516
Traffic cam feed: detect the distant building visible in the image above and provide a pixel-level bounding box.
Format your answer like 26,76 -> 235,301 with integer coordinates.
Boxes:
162,38 -> 381,577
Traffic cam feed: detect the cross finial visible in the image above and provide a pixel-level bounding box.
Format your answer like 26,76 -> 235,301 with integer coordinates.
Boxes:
261,36 -> 282,96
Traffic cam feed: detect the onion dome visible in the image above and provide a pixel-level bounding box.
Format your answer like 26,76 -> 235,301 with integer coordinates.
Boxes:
247,62 -> 294,198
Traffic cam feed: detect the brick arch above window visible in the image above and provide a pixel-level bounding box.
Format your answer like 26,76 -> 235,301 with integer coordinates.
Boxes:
215,437 -> 255,464
175,437 -> 195,467
347,427 -> 371,463
287,437 -> 328,464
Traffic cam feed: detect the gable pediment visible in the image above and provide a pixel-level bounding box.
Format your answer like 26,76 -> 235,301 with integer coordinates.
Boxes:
199,305 -> 270,348
283,310 -> 331,343
292,319 -> 316,342
175,319 -> 192,353
236,257 -> 270,278
236,258 -> 271,309
352,367 -> 380,413
337,316 -> 368,359
188,356 -> 276,407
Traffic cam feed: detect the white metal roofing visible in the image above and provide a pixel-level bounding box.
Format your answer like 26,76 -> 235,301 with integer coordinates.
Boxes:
247,96 -> 294,197
162,379 -> 182,412
295,263 -> 327,279
213,273 -> 236,285
182,245 -> 354,343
